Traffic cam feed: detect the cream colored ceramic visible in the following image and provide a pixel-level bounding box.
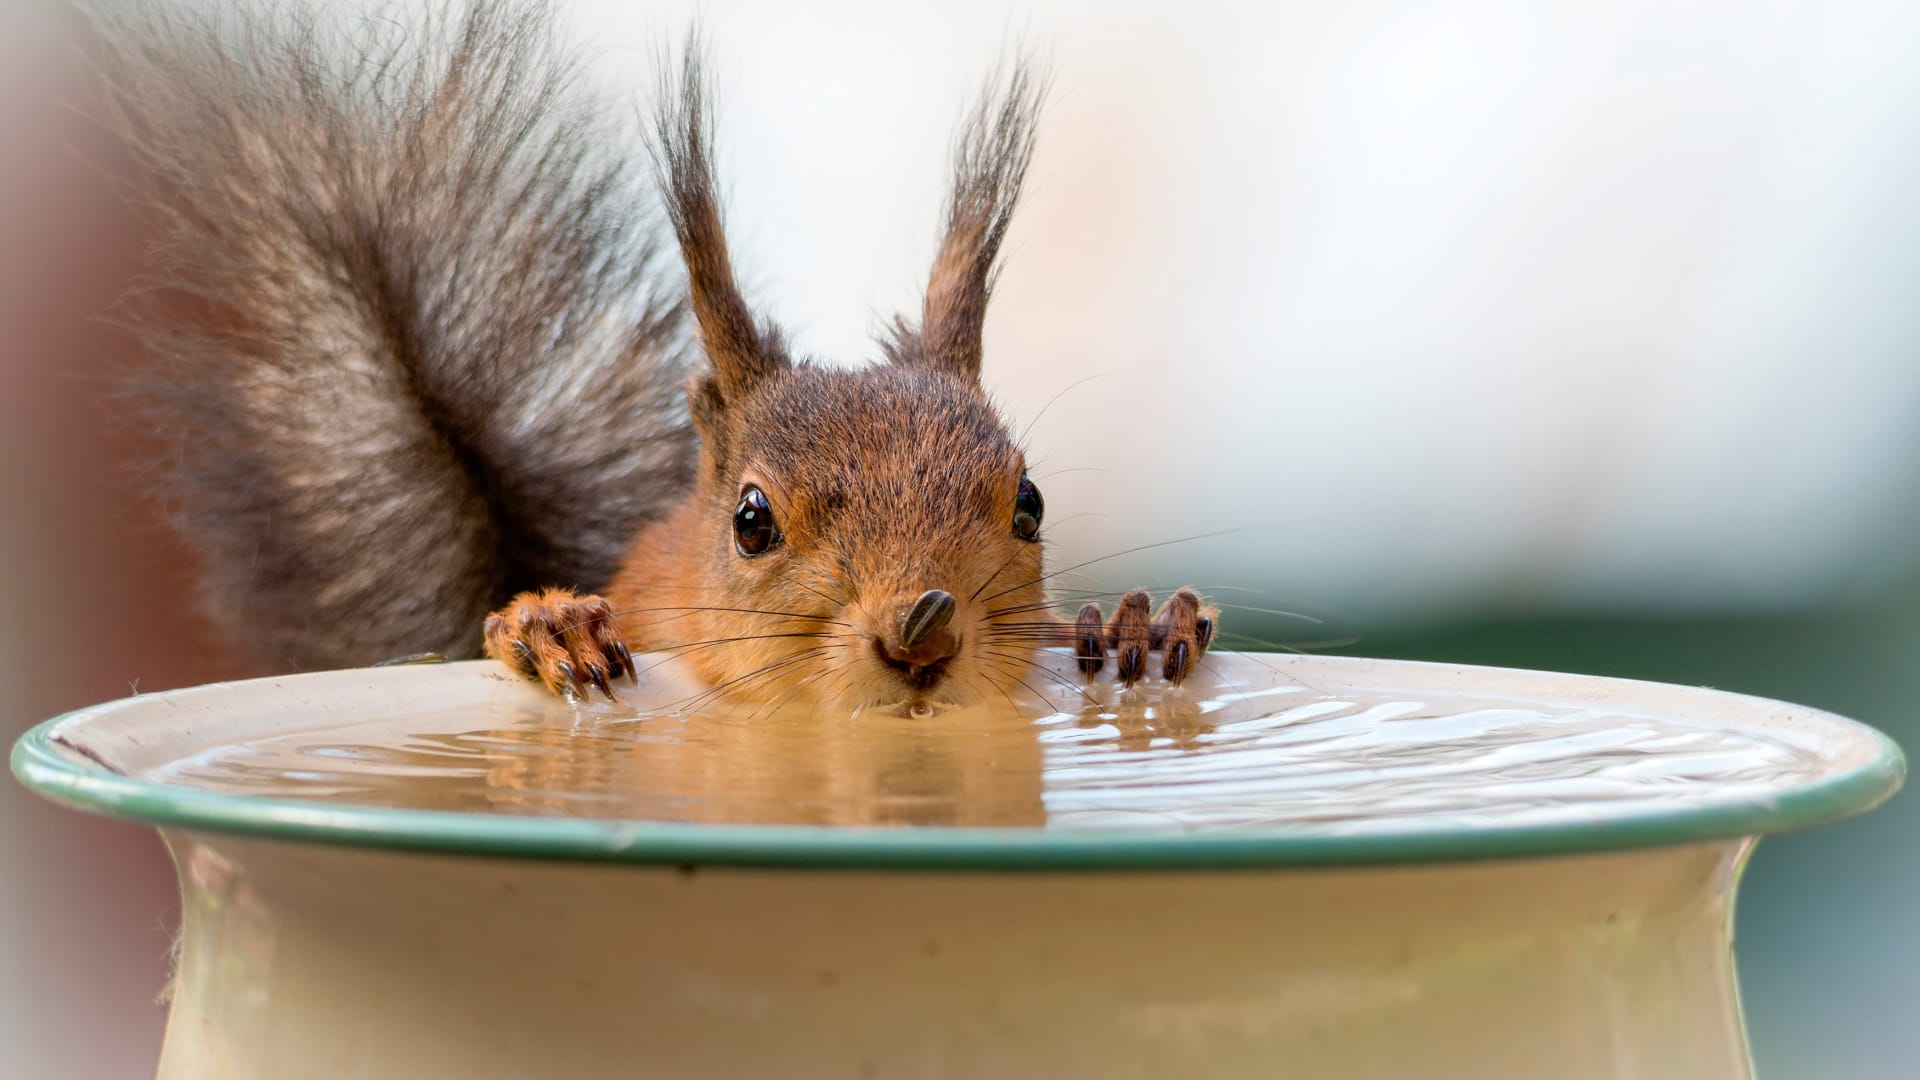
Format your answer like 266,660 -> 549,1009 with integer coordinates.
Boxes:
161,833 -> 1747,1079
12,652 -> 1904,1079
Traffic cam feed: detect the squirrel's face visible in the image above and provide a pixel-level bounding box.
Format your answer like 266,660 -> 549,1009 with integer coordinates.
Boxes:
684,364 -> 1055,715
643,49 -> 1051,713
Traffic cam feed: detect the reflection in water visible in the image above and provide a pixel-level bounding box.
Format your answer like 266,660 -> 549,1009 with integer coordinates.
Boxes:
166,699 -> 1063,827
147,653 -> 1831,832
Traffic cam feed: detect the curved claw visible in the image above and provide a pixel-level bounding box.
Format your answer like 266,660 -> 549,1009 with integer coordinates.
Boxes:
510,639 -> 536,675
1075,602 -> 1106,677
586,663 -> 615,701
1163,640 -> 1190,684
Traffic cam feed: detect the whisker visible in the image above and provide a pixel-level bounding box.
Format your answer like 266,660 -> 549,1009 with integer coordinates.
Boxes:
976,527 -> 1254,604
980,621 -> 1356,657
816,670 -> 855,716
782,574 -> 849,608
977,647 -> 1101,707
630,631 -> 844,680
985,613 -> 1323,633
1194,651 -> 1325,694
983,594 -> 1129,620
753,663 -> 842,720
540,600 -> 846,641
1215,633 -> 1363,654
965,668 -> 1026,716
1035,514 -> 1103,535
541,578 -> 850,621
1026,582 -> 1275,602
970,547 -> 1031,603
985,589 -> 1309,622
686,653 -> 837,714
669,645 -> 845,713
613,604 -> 848,626
1205,604 -> 1325,624
977,656 -> 1066,713
1017,372 -> 1114,447
1029,466 -> 1114,481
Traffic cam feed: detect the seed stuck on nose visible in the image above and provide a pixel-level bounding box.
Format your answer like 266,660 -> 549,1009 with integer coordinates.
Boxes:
900,589 -> 956,648
879,590 -> 961,693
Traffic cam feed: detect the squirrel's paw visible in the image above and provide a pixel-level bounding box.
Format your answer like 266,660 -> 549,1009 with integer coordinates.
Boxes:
483,589 -> 634,702
1073,588 -> 1217,688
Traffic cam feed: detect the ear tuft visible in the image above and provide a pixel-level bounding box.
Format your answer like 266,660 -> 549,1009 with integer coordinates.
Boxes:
888,58 -> 1048,380
650,38 -> 787,400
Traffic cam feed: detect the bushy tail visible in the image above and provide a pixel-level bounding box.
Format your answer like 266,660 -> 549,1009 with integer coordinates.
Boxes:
93,1 -> 695,669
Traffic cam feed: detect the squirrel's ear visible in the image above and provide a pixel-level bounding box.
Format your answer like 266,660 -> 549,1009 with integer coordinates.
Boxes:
652,42 -> 787,401
886,60 -> 1046,381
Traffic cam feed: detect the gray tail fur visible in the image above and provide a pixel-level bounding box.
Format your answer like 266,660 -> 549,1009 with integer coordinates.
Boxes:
93,1 -> 696,669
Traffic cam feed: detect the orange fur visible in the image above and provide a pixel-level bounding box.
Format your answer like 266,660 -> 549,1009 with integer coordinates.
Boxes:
484,49 -> 1217,713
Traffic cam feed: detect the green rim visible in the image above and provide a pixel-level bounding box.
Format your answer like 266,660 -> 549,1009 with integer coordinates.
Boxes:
10,662 -> 1906,871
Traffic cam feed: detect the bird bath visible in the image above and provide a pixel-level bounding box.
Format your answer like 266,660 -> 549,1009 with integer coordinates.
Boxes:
11,651 -> 1903,1079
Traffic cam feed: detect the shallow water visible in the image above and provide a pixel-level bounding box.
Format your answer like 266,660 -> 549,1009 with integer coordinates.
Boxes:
139,654 -> 1836,832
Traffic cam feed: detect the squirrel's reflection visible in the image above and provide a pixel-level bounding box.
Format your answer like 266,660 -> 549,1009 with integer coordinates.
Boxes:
467,702 -> 1055,826
280,660 -> 1220,826
1079,695 -> 1213,753
411,685 -> 1214,826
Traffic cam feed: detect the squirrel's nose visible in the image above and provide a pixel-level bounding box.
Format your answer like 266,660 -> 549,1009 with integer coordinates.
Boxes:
900,589 -> 956,648
876,589 -> 960,689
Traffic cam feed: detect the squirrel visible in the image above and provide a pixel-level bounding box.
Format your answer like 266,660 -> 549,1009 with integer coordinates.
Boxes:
95,0 -> 1219,715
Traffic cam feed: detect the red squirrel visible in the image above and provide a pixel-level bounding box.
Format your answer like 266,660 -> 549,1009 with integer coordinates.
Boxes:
97,0 -> 1217,714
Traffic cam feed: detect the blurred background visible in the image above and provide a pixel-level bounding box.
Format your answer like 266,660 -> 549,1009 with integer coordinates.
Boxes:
5,0 -> 1918,1075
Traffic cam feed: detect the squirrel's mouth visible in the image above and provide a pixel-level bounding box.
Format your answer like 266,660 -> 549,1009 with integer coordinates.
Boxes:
857,637 -> 966,719
871,637 -> 957,693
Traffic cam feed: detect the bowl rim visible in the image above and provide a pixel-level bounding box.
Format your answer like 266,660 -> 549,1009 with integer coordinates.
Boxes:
10,655 -> 1906,871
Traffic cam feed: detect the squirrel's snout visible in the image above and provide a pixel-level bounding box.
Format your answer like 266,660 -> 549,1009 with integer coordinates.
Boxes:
875,589 -> 961,691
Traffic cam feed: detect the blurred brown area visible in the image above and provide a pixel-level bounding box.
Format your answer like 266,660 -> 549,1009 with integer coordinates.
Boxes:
1,4 -> 250,1076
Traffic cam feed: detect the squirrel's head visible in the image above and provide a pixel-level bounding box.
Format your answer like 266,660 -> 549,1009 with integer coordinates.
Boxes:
645,53 -> 1055,714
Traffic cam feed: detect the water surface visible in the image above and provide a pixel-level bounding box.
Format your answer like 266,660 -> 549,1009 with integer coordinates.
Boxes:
142,653 -> 1834,832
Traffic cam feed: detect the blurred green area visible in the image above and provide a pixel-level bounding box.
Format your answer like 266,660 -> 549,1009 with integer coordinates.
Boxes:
1263,587 -> 1920,1079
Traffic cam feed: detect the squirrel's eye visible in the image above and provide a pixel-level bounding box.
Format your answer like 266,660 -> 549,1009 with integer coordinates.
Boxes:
1012,475 -> 1043,542
734,486 -> 779,556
